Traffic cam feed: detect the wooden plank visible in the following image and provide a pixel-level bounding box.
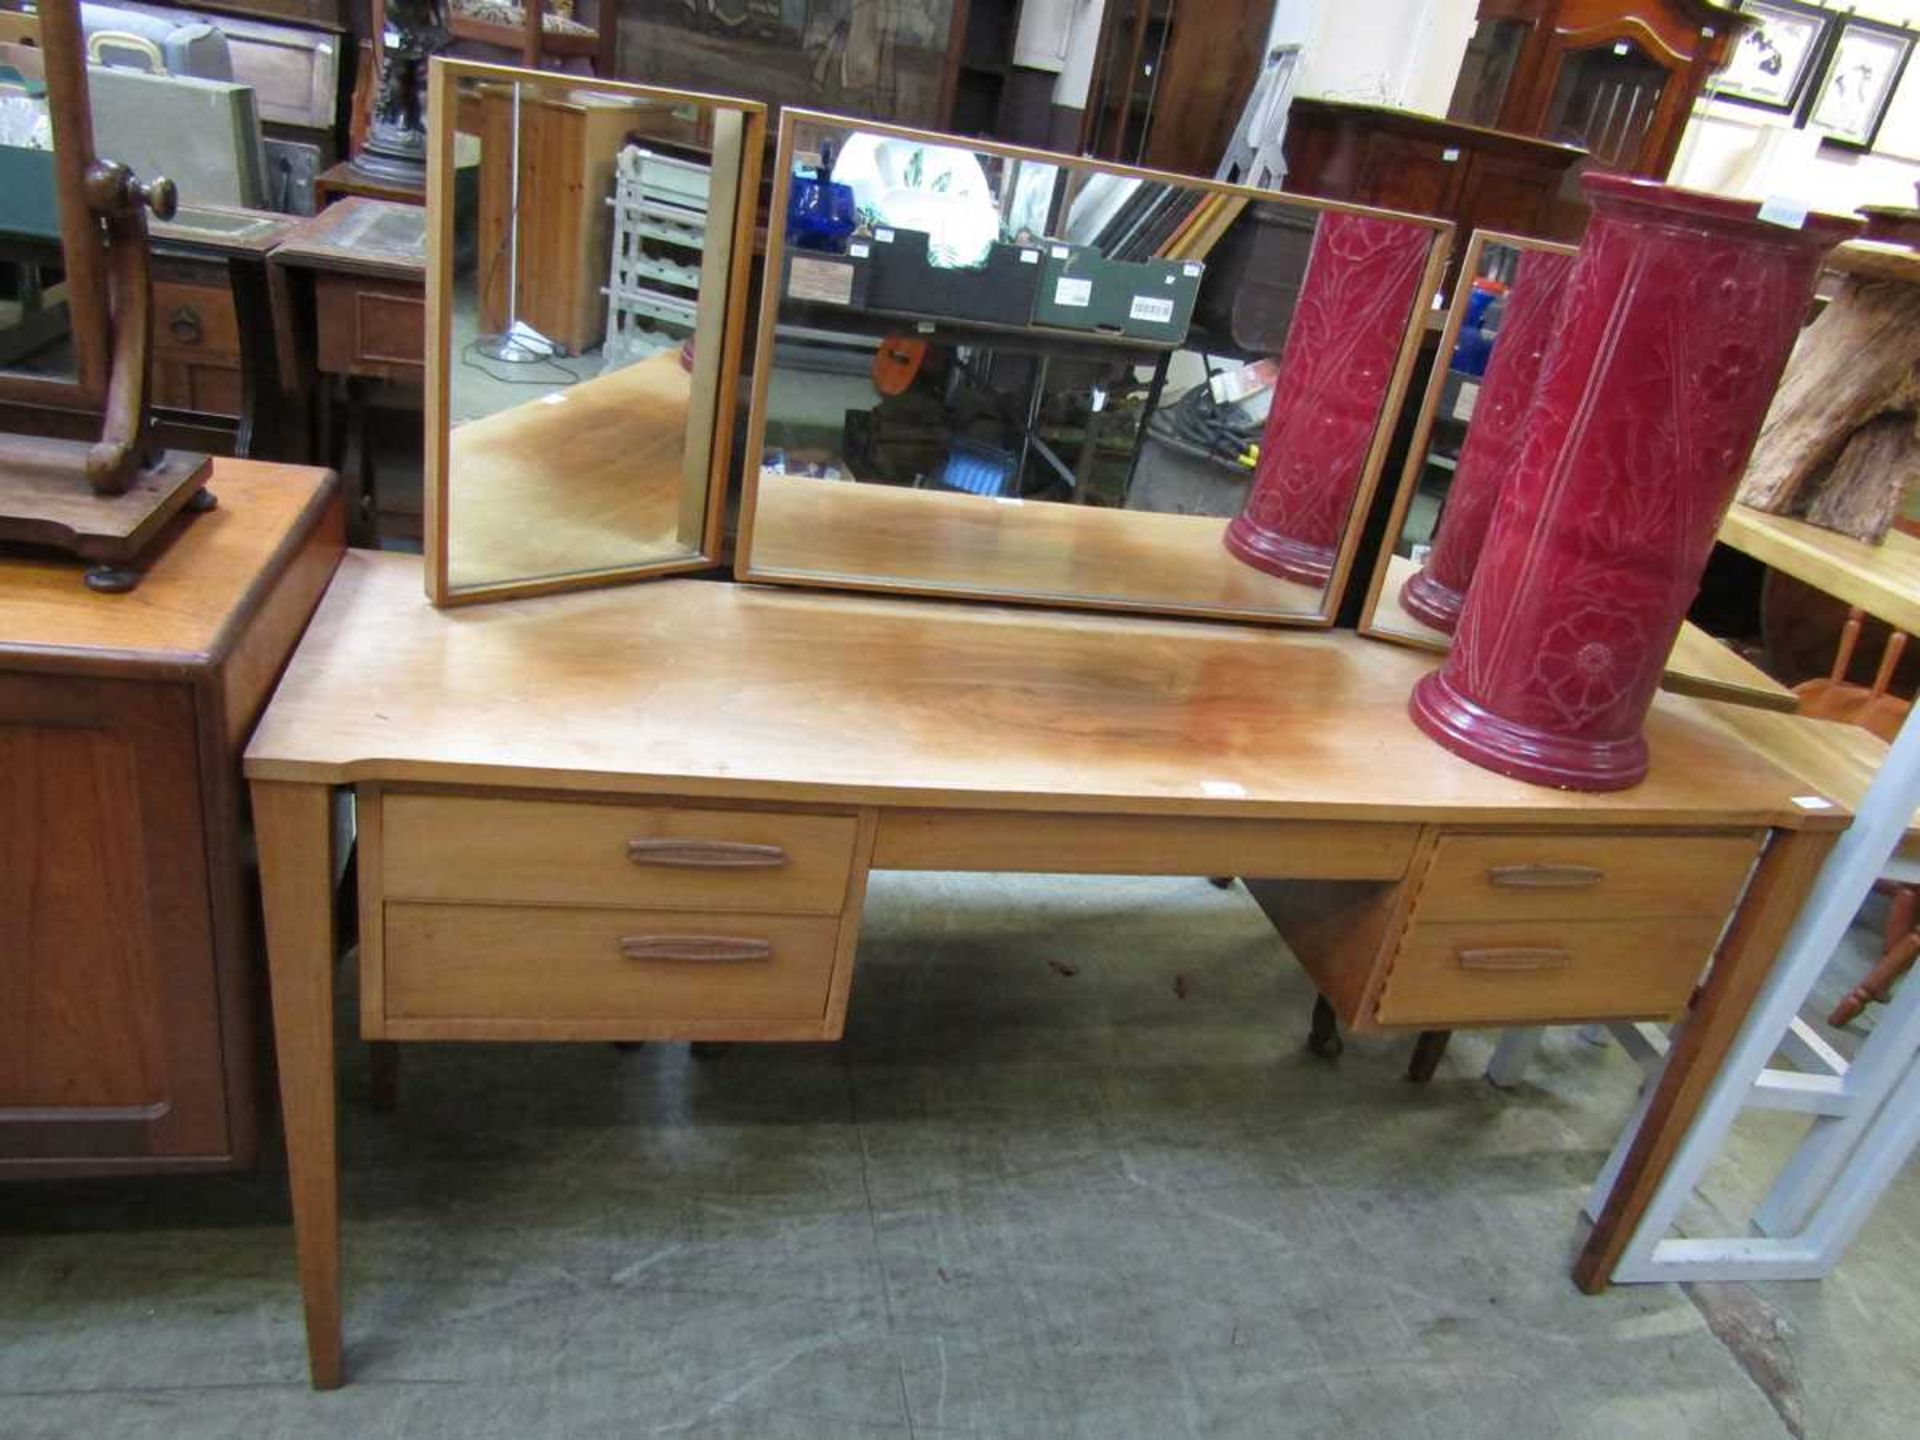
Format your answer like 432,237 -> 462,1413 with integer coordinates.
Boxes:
1718,505 -> 1920,636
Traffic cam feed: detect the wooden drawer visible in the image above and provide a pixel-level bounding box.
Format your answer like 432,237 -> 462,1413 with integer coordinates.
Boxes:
1375,917 -> 1721,1027
381,794 -> 858,914
313,271 -> 424,381
382,902 -> 839,1035
153,279 -> 242,364
1411,831 -> 1759,925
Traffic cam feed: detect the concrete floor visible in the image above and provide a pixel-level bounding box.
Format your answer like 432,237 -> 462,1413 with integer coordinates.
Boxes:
3,873 -> 1918,1439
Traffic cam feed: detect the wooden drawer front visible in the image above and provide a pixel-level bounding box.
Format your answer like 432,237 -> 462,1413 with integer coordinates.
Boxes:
314,272 -> 424,380
153,279 -> 242,363
381,794 -> 858,914
1412,832 -> 1758,925
384,903 -> 838,1031
1375,918 -> 1721,1027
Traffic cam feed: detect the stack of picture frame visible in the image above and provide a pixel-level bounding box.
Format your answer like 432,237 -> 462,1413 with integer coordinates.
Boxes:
1714,0 -> 1916,155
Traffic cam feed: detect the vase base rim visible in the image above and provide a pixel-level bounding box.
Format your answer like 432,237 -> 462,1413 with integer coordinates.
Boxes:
1223,519 -> 1333,588
1409,670 -> 1648,792
1398,569 -> 1463,634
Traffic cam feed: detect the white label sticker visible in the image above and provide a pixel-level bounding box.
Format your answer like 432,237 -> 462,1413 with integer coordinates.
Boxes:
874,227 -> 895,243
1183,263 -> 1202,278
1454,380 -> 1479,422
1758,195 -> 1810,230
994,496 -> 1024,506
1200,780 -> 1246,799
1050,245 -> 1070,259
1019,249 -> 1040,264
1129,294 -> 1175,324
848,241 -> 870,257
1792,795 -> 1835,810
915,321 -> 935,332
1441,146 -> 1461,162
787,256 -> 854,305
1054,277 -> 1093,307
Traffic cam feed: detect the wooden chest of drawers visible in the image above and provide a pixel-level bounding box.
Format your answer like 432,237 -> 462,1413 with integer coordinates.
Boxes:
1251,828 -> 1765,1032
357,790 -> 873,1042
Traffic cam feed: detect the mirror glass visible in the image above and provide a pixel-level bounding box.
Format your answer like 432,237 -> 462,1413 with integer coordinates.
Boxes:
431,63 -> 760,601
1361,232 -> 1575,650
739,113 -> 1448,624
0,54 -> 77,381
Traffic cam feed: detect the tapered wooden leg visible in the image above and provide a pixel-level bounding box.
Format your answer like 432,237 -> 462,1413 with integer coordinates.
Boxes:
1574,829 -> 1835,1294
252,780 -> 343,1389
1406,1029 -> 1451,1083
1830,925 -> 1920,1027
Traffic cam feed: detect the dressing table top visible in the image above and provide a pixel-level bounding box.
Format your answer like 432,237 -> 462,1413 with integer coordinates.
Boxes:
246,551 -> 1846,832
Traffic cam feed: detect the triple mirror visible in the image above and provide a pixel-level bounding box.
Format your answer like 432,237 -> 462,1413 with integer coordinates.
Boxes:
736,112 -> 1451,624
1359,230 -> 1575,651
425,60 -> 764,604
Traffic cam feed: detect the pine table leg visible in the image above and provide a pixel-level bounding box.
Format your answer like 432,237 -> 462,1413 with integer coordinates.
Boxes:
252,779 -> 343,1388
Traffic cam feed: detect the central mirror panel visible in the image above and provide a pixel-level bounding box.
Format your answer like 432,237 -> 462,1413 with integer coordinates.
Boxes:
426,61 -> 764,605
737,111 -> 1450,624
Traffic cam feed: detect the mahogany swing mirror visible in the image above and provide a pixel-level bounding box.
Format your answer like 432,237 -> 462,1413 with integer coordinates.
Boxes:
423,59 -> 765,606
734,109 -> 1452,625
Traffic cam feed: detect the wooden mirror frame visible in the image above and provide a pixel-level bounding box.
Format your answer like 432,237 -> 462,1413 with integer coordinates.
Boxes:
0,0 -> 111,411
1358,230 -> 1569,652
422,58 -> 766,607
734,108 -> 1453,627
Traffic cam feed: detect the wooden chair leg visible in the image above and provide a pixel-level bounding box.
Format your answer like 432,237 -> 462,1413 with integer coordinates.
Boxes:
1831,925 -> 1920,1026
1882,882 -> 1917,953
1407,1029 -> 1452,1083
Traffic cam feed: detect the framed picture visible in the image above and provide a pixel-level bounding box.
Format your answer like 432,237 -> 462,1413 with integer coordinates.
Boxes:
1715,0 -> 1831,113
1805,16 -> 1917,152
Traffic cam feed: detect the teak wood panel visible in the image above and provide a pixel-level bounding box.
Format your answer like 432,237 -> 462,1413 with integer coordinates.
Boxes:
0,676 -> 226,1160
874,810 -> 1419,879
244,555 -> 1851,835
1408,830 -> 1761,924
381,793 -> 860,913
1373,915 -> 1718,1027
381,903 -> 843,1038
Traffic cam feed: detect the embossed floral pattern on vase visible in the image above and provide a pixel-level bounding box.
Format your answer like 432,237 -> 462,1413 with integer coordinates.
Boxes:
1411,175 -> 1860,791
1224,212 -> 1434,587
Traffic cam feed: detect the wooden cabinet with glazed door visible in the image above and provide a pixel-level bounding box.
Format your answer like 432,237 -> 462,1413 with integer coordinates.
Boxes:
1450,0 -> 1741,177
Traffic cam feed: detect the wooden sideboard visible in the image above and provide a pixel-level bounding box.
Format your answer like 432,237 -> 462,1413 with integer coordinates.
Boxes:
1283,98 -> 1591,260
1,461 -> 343,1177
245,554 -> 1843,1386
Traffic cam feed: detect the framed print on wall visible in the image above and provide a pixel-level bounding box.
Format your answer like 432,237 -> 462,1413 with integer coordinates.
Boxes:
1805,15 -> 1917,152
1715,0 -> 1831,113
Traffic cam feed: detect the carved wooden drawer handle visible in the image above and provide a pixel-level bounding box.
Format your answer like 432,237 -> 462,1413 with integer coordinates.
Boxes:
169,306 -> 204,346
618,935 -> 773,964
625,838 -> 787,869
1486,864 -> 1605,889
1456,947 -> 1574,972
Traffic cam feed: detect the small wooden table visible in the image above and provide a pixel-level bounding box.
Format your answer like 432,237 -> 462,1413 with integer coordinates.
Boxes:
269,198 -> 428,544
246,556 -> 1846,1386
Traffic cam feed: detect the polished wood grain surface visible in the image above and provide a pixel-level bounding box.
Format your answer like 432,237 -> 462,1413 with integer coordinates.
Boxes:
444,353 -> 701,589
1368,552 -> 1799,713
246,552 -> 1846,831
1719,504 -> 1920,636
745,471 -> 1329,621
0,462 -> 338,667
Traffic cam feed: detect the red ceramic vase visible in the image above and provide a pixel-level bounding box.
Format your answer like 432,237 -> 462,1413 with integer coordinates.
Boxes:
1400,247 -> 1576,633
1224,211 -> 1434,586
1411,175 -> 1859,791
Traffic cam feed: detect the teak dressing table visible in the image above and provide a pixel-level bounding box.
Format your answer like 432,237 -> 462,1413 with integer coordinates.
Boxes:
248,552 -> 1846,1388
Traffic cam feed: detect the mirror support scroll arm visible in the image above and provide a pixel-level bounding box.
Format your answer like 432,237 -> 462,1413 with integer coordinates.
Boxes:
82,161 -> 177,495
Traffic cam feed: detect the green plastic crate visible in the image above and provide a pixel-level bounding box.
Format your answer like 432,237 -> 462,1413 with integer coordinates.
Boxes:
1032,245 -> 1203,343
